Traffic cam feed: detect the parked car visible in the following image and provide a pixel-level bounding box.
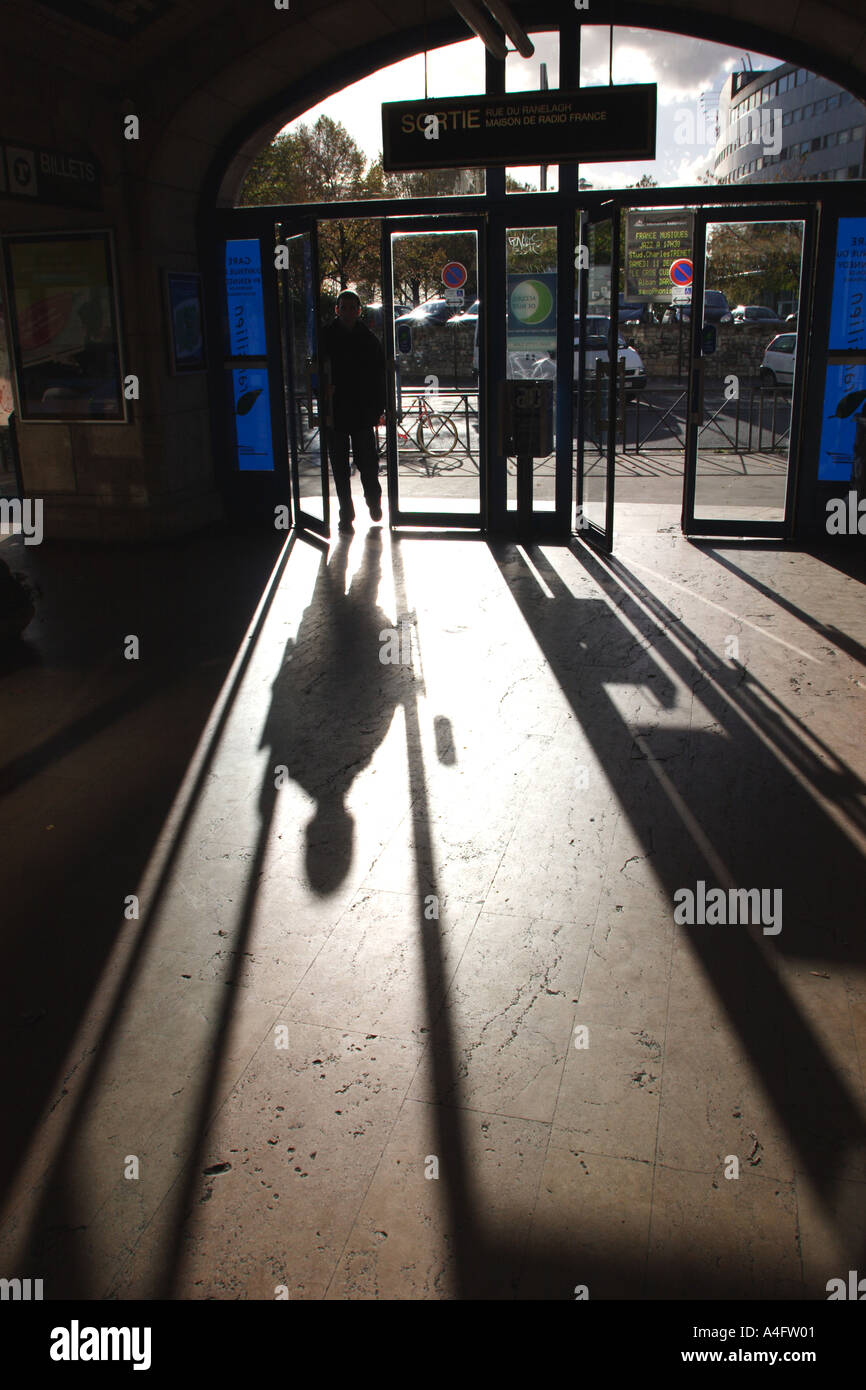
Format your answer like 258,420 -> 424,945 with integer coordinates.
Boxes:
363,301 -> 410,333
576,322 -> 647,393
732,304 -> 785,327
506,316 -> 647,394
395,297 -> 470,327
617,293 -> 656,325
759,332 -> 797,386
662,291 -> 733,324
443,299 -> 479,327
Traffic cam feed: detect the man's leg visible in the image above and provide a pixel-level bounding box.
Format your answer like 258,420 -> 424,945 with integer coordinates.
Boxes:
351,426 -> 382,517
328,430 -> 354,524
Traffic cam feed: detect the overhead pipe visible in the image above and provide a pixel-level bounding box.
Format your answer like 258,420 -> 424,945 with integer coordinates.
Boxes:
450,0 -> 508,61
481,0 -> 535,58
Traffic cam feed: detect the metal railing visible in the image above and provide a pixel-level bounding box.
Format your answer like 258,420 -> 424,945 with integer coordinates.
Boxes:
583,382 -> 794,455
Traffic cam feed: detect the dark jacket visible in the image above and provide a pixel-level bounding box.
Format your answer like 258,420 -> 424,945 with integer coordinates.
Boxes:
320,319 -> 386,431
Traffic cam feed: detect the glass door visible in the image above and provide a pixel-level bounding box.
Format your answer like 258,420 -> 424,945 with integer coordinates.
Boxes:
382,217 -> 484,528
279,225 -> 330,537
683,205 -> 815,537
502,219 -> 574,535
575,205 -> 621,552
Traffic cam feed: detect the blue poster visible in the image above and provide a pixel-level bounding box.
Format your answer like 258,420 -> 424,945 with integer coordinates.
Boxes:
820,218 -> 866,481
818,362 -> 866,483
225,239 -> 267,357
828,217 -> 866,353
232,367 -> 274,472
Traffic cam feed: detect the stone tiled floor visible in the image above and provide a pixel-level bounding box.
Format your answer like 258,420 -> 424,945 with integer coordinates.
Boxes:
1,503 -> 865,1300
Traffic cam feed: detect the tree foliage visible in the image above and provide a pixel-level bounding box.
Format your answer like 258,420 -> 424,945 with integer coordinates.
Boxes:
241,118 -> 483,302
241,115 -> 369,205
707,221 -> 804,304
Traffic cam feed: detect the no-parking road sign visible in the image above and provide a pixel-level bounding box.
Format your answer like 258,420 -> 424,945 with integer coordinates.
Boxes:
442,261 -> 468,290
669,257 -> 693,287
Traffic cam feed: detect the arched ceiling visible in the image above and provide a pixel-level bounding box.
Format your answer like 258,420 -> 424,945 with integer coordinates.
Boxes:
9,1 -> 866,206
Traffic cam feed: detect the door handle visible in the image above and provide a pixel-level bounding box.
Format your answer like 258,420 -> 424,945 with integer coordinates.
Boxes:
689,361 -> 705,425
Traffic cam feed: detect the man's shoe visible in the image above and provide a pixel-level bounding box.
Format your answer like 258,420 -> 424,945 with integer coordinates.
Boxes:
369,501 -> 382,522
338,518 -> 354,535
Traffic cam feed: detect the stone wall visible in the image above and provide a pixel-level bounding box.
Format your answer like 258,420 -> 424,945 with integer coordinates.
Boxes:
395,322 -> 476,385
623,322 -> 790,381
393,319 -> 788,385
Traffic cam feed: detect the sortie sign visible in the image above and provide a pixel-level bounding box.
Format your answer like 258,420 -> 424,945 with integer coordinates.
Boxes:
382,85 -> 656,171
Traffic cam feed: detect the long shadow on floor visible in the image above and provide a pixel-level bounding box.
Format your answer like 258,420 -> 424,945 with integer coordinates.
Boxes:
0,523 -> 286,1294
8,527 -> 865,1300
490,538 -> 866,1297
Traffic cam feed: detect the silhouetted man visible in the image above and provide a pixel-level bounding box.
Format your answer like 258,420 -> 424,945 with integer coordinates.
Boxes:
321,290 -> 386,535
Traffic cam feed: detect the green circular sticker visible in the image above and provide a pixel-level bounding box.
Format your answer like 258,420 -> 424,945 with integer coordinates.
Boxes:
511,279 -> 553,325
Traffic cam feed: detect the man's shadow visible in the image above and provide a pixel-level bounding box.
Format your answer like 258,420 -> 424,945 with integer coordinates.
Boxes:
259,530 -> 414,894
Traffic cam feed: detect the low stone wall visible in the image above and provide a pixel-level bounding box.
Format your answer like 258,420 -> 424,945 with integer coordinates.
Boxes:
618,322 -> 787,382
395,321 -> 475,385
393,319 -> 787,384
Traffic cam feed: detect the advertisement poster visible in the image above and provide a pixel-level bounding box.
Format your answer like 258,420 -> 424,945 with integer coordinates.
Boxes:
3,232 -> 124,421
827,217 -> 866,352
625,210 -> 694,303
818,362 -> 866,483
165,271 -> 206,373
587,264 -> 612,311
0,293 -> 14,424
507,272 -> 557,353
225,239 -> 267,357
231,367 -> 274,472
819,218 -> 866,481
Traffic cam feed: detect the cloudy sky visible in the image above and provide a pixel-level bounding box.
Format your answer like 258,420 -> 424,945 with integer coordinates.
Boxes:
280,26 -> 787,189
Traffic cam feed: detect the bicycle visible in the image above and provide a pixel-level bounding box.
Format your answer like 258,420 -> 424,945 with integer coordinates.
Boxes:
377,393 -> 461,465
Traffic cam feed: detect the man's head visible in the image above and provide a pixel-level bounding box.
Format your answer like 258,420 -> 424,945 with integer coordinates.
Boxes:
335,289 -> 362,329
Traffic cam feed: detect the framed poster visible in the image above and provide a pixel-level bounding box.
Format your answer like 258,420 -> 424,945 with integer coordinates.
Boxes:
164,269 -> 206,373
0,229 -> 127,423
819,217 -> 866,481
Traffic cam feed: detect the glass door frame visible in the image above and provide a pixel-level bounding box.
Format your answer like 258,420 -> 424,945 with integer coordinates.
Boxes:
682,202 -> 817,538
277,219 -> 331,539
487,205 -> 577,538
382,214 -> 486,530
575,202 -> 621,553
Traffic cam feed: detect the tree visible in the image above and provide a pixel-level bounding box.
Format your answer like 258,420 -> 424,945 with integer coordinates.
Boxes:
627,173 -> 658,188
707,221 -> 804,305
391,229 -> 478,308
385,167 -> 483,198
241,121 -> 486,306
318,216 -> 381,298
240,115 -> 367,206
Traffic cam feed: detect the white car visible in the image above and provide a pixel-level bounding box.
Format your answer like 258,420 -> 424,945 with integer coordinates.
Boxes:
506,319 -> 647,394
759,332 -> 797,387
579,316 -> 647,392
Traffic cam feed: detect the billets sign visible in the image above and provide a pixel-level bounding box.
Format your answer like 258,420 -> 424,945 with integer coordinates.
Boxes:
625,210 -> 694,303
1,141 -> 101,208
382,85 -> 656,171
